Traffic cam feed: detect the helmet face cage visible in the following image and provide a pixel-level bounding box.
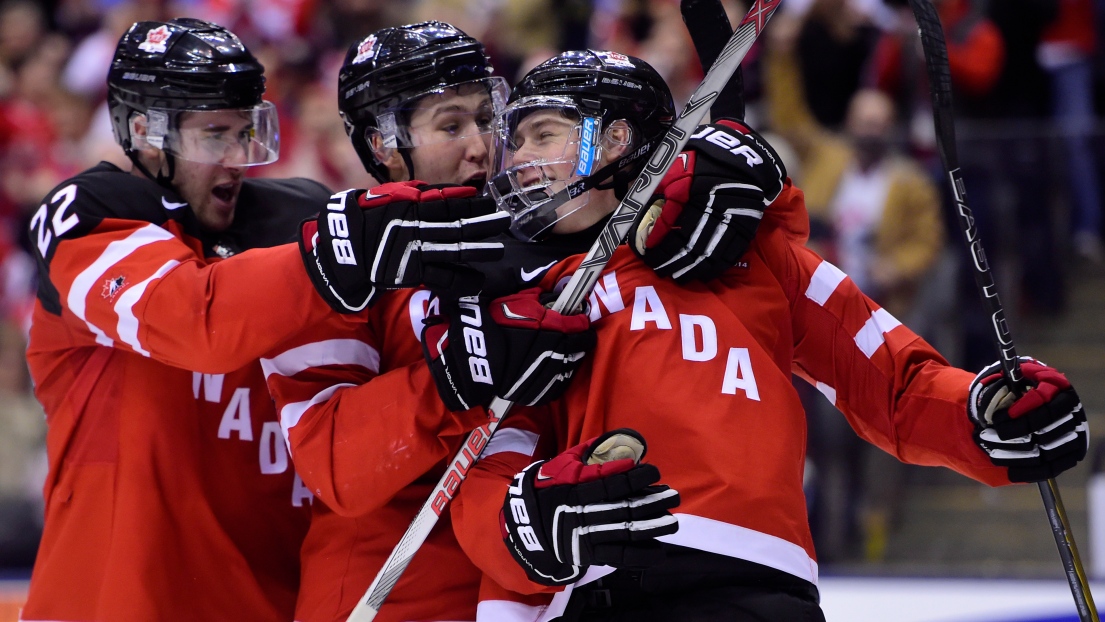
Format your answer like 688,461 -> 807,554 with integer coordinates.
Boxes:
491,50 -> 675,241
489,96 -> 612,242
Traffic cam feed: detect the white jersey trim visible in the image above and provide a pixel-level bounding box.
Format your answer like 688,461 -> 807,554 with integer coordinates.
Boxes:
482,428 -> 539,459
115,259 -> 180,356
66,223 -> 175,345
804,260 -> 847,307
814,381 -> 837,406
260,339 -> 381,379
279,383 -> 355,448
854,308 -> 903,359
477,600 -> 547,622
533,512 -> 820,621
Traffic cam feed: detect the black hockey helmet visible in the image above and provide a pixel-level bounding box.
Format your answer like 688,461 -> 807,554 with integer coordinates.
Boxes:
337,21 -> 506,183
489,50 -> 675,241
107,18 -> 277,172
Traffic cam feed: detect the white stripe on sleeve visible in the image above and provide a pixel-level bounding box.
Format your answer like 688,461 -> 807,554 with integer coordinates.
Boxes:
260,339 -> 381,379
66,224 -> 175,344
115,259 -> 180,356
804,260 -> 847,307
278,383 -> 355,448
854,308 -> 903,359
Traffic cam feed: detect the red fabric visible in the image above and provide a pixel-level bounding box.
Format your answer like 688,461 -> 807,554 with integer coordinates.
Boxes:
25,224 -> 324,620
1008,362 -> 1073,419
873,2 -> 1004,99
262,289 -> 490,621
491,288 -> 591,333
300,219 -> 319,252
534,436 -> 636,489
646,151 -> 695,249
1042,0 -> 1096,54
453,183 -> 1011,608
358,180 -> 478,209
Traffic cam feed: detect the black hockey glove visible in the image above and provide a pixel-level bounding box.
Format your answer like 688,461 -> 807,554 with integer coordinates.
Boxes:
501,429 -> 681,586
300,181 -> 511,313
632,119 -> 786,283
968,357 -> 1088,483
421,288 -> 596,412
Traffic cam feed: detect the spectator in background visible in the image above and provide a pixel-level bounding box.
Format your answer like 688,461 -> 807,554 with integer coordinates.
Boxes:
795,0 -> 881,128
871,0 -> 1004,155
804,89 -> 945,322
1039,0 -> 1103,262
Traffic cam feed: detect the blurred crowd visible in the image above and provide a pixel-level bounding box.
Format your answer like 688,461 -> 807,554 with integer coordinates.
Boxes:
1,0 -> 1104,574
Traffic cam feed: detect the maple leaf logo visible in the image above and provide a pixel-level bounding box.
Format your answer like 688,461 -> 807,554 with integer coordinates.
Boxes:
101,276 -> 127,300
138,25 -> 171,54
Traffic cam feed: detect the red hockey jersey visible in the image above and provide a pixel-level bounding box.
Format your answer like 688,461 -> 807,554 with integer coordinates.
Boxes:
22,163 -> 332,621
450,182 -> 1012,621
260,286 -> 494,621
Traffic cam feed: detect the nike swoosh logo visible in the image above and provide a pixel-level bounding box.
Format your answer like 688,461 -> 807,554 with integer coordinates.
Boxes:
162,197 -> 188,210
520,260 -> 557,282
677,153 -> 689,171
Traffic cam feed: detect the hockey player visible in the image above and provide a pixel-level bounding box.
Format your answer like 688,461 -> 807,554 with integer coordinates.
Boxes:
261,22 -> 569,622
21,18 -> 506,622
439,51 -> 1090,621
263,24 -> 756,622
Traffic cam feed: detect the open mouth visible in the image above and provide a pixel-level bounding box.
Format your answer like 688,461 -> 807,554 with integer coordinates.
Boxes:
463,174 -> 486,191
211,182 -> 237,204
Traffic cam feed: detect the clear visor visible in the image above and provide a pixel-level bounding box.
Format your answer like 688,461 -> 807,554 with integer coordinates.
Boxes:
137,101 -> 280,167
368,76 -> 509,150
488,96 -> 602,241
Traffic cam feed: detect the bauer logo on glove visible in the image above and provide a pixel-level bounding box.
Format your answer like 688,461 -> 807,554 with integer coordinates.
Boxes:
300,182 -> 510,313
422,288 -> 596,411
632,119 -> 786,283
500,429 -> 681,585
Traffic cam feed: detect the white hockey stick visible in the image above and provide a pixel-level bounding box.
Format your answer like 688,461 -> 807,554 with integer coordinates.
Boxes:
346,2 -> 781,619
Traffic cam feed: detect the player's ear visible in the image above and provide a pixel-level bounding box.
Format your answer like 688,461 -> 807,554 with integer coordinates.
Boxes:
600,120 -> 634,163
368,129 -> 408,182
128,112 -> 168,171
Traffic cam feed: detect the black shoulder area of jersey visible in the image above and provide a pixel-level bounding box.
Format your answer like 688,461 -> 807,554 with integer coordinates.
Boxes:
471,220 -> 604,298
31,162 -> 191,315
214,177 -> 332,252
36,162 -> 183,246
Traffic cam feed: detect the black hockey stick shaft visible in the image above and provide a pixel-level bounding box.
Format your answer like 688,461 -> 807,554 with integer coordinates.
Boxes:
345,2 -> 783,620
906,1 -> 1098,619
681,0 -> 746,120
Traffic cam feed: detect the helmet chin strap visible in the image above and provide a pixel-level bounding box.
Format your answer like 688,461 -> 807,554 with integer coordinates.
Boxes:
129,150 -> 177,190
399,147 -> 416,183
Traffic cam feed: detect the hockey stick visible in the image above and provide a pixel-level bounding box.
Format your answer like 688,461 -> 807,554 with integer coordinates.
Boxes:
680,0 -> 745,121
905,1 -> 1099,619
345,2 -> 782,620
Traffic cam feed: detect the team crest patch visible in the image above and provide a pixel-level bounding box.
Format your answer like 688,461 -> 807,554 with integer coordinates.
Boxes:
138,25 -> 171,54
102,276 -> 127,300
595,51 -> 634,69
352,35 -> 377,64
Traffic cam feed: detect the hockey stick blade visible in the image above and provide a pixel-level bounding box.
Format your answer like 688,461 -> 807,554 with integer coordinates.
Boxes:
680,0 -> 745,120
345,2 -> 782,620
906,1 -> 1099,619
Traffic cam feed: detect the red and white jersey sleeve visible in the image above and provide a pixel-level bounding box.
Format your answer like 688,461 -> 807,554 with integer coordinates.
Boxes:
32,168 -> 334,373
260,288 -> 490,621
261,310 -> 487,517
